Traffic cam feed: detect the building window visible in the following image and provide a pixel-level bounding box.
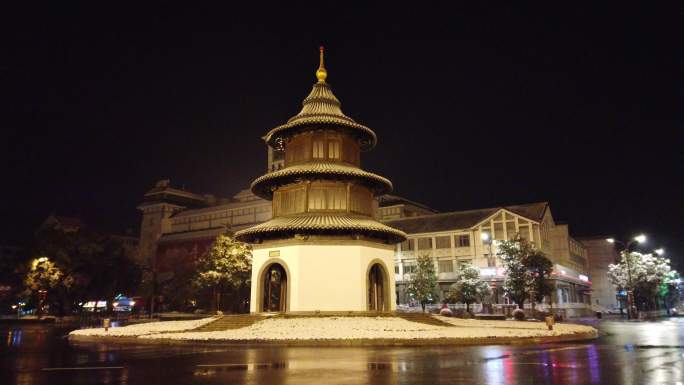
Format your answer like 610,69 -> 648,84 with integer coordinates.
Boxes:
518,225 -> 530,240
308,187 -> 346,210
456,235 -> 470,247
400,239 -> 415,251
417,237 -> 432,250
435,236 -> 451,249
506,221 -> 516,239
394,265 -> 399,274
403,264 -> 416,274
313,141 -> 325,158
349,185 -> 372,215
328,141 -> 340,159
494,222 -> 504,240
457,259 -> 472,268
438,260 -> 454,273
274,187 -> 306,215
571,254 -> 586,266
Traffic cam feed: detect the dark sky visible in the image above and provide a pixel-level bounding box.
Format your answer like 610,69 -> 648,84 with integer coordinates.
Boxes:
2,4 -> 683,267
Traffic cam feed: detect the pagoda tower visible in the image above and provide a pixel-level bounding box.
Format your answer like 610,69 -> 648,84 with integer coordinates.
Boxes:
235,47 -> 406,313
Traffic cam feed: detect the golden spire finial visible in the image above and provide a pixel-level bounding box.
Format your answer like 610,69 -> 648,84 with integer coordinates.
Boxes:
316,45 -> 327,83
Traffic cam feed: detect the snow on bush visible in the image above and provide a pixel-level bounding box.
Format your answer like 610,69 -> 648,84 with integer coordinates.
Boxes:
512,308 -> 526,321
69,317 -> 217,337
439,307 -> 453,317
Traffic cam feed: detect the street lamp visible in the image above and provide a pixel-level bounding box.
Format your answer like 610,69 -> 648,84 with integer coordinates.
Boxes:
606,234 -> 646,320
481,232 -> 490,242
481,232 -> 495,267
654,248 -> 665,256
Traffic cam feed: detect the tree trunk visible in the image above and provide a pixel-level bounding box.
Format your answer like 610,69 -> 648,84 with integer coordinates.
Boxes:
106,295 -> 115,315
421,301 -> 426,313
217,290 -> 222,312
516,299 -> 524,310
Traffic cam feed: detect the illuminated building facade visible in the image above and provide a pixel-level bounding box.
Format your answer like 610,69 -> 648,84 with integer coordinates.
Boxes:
577,236 -> 621,310
384,200 -> 593,316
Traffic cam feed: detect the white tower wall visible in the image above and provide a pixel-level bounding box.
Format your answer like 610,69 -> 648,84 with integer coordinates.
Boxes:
250,242 -> 396,313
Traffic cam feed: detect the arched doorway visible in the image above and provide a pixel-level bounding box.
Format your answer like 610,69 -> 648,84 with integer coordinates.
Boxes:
262,263 -> 287,312
368,263 -> 387,311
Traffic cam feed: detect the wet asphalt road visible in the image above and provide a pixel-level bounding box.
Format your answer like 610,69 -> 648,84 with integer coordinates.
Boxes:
1,317 -> 683,385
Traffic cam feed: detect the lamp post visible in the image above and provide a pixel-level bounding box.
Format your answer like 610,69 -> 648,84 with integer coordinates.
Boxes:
481,232 -> 499,310
481,232 -> 495,267
607,234 -> 646,320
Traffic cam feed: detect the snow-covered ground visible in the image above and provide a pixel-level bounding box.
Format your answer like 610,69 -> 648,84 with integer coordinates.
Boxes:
69,317 -> 217,337
139,316 -> 595,341
69,315 -> 595,342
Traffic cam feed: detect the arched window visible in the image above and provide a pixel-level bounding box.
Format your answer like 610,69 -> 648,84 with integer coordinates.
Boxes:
368,263 -> 387,311
262,263 -> 287,312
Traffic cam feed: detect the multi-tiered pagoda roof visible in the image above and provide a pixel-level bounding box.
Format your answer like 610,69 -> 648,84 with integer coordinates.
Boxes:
235,47 -> 406,244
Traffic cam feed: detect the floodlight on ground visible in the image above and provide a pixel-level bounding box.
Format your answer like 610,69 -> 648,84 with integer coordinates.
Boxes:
606,238 -> 615,243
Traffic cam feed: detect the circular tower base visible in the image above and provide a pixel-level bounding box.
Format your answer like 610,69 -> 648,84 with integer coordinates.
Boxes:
250,240 -> 396,313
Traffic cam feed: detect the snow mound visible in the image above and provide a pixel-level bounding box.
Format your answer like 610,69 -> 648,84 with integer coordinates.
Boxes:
69,317 -> 217,337
140,316 -> 596,341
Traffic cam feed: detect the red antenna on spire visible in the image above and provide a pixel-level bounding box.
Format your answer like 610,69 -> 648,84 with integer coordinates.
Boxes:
316,46 -> 327,83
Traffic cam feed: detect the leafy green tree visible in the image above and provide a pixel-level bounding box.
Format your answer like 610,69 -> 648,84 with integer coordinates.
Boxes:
525,250 -> 554,307
608,252 -> 676,311
86,235 -> 142,312
24,257 -> 73,293
154,247 -> 200,312
498,240 -> 530,308
498,235 -> 553,309
24,257 -> 75,316
448,263 -> 491,313
0,248 -> 29,314
193,235 -> 252,313
32,223 -> 141,314
661,271 -> 680,314
406,254 -> 438,312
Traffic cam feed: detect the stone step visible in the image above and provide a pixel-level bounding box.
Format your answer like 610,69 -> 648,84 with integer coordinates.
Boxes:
194,314 -> 267,331
192,312 -> 451,332
395,313 -> 454,327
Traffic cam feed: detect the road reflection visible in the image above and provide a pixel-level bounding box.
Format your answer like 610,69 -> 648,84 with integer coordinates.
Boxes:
6,329 -> 22,347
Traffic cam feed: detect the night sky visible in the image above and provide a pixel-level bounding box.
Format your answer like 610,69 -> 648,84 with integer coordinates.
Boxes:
2,4 -> 683,267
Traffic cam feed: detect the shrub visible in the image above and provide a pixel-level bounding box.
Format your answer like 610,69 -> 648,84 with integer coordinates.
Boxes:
512,308 -> 526,321
533,310 -> 550,321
